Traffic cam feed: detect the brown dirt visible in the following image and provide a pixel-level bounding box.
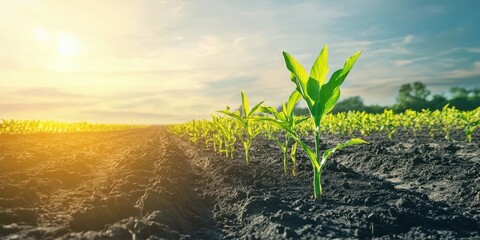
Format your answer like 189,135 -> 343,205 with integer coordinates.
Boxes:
0,127 -> 479,239
0,127 -> 219,239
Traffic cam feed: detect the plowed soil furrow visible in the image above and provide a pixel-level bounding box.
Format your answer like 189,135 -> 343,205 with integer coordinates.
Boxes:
177,134 -> 479,239
333,133 -> 480,213
1,127 -> 479,239
36,129 -> 158,228
0,127 -> 220,239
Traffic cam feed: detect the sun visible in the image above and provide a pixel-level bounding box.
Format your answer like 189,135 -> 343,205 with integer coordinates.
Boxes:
56,32 -> 79,57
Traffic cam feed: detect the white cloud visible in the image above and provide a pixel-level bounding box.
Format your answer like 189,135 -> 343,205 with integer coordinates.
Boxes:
371,34 -> 419,55
394,60 -> 413,67
1,0 -> 479,123
441,61 -> 480,79
401,34 -> 415,45
466,48 -> 480,54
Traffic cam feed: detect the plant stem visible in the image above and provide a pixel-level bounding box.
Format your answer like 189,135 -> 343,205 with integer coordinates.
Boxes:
313,165 -> 322,199
313,125 -> 322,199
283,137 -> 289,173
244,141 -> 250,164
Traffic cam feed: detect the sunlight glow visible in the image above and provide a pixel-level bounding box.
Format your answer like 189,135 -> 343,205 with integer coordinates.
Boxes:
32,28 -> 49,42
57,32 -> 79,57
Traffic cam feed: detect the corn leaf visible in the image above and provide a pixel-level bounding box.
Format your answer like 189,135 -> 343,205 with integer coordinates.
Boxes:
258,106 -> 283,120
241,91 -> 250,117
283,52 -> 309,96
286,90 -> 302,116
217,110 -> 247,128
260,117 -> 296,136
307,77 -> 320,105
295,116 -> 310,125
310,45 -> 329,86
320,138 -> 368,167
249,100 -> 265,117
292,137 -> 320,170
316,51 -> 361,118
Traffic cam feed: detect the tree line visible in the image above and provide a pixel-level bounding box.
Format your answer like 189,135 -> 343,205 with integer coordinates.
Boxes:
291,82 -> 480,114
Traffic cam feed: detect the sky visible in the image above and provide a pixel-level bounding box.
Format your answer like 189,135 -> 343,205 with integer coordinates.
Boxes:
0,0 -> 479,124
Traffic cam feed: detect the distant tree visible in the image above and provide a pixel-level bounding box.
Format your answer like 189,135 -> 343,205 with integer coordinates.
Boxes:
292,105 -> 310,116
448,87 -> 480,110
450,87 -> 469,99
412,81 -> 431,100
472,88 -> 480,97
394,83 -> 413,112
471,88 -> 480,103
364,104 -> 389,114
397,83 -> 412,101
394,81 -> 430,112
332,96 -> 365,113
282,82 -> 479,115
292,96 -> 390,114
429,94 -> 448,110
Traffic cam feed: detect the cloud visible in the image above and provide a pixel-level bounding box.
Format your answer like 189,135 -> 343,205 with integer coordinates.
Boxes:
467,48 -> 480,54
0,102 -> 85,113
81,110 -> 178,124
393,56 -> 431,67
204,77 -> 257,92
440,61 -> 480,79
9,87 -> 86,99
0,88 -> 95,116
401,35 -> 415,45
371,35 -> 419,55
394,60 -> 413,67
1,0 -> 479,123
111,98 -> 168,111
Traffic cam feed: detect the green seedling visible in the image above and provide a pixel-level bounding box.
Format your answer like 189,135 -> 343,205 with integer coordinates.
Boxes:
259,90 -> 309,175
463,118 -> 478,143
218,91 -> 264,164
281,45 -> 367,199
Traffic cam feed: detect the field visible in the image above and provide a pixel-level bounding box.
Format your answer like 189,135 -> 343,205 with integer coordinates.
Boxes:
1,49 -> 479,239
0,116 -> 479,239
3,0 -> 480,239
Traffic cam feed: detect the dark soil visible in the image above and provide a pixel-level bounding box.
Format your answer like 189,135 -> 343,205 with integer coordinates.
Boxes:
0,127 -> 479,239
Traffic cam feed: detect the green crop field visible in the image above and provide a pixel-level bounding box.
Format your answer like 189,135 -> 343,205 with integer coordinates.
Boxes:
169,46 -> 480,200
0,119 -> 149,135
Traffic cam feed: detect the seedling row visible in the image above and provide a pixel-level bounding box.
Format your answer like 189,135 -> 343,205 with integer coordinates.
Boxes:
0,119 -> 148,134
170,45 -> 480,200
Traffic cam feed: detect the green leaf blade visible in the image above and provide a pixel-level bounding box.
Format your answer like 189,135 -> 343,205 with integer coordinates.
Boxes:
286,90 -> 302,116
217,109 -> 247,127
307,77 -> 320,104
283,51 -> 309,94
321,138 -> 368,167
316,50 -> 362,118
294,138 -> 320,170
241,91 -> 250,117
249,101 -> 265,117
330,50 -> 362,86
258,106 -> 283,120
283,51 -> 309,83
310,45 -> 329,86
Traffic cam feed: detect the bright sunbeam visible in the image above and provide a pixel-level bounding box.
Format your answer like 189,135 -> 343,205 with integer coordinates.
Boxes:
57,32 -> 79,57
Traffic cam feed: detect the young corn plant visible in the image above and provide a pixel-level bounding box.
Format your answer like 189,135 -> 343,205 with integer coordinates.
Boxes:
218,91 -> 264,164
213,115 -> 237,158
462,117 -> 478,143
259,90 -> 309,175
187,120 -> 200,144
281,45 -> 367,199
461,107 -> 479,143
